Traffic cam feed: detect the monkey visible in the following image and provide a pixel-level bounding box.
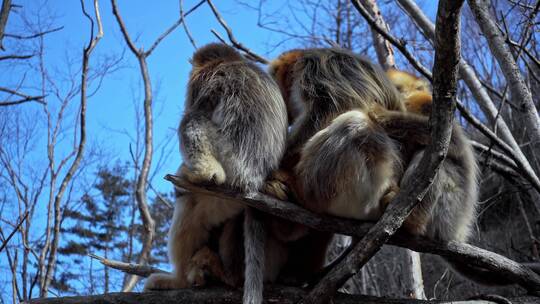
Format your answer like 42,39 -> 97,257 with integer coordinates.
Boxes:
262,48 -> 407,284
144,43 -> 288,304
269,49 -> 483,284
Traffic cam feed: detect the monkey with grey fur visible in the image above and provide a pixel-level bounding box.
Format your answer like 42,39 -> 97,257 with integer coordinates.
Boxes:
144,43 -> 288,304
270,48 -> 480,283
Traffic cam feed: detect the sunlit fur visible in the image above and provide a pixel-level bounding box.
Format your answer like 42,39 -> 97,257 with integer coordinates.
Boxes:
144,44 -> 288,303
267,48 -> 406,283
384,69 -> 479,243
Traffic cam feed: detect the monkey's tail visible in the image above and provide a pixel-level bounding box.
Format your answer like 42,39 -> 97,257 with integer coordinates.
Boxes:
243,208 -> 266,304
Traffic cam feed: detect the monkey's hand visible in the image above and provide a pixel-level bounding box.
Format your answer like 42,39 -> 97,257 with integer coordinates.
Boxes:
186,246 -> 232,287
379,183 -> 399,214
263,169 -> 292,201
181,158 -> 226,185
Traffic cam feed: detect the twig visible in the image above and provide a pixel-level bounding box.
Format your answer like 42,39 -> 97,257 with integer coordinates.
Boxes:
350,0 -> 430,78
88,254 -> 168,277
179,0 -> 197,49
206,0 -> 269,64
4,26 -> 64,40
0,54 -> 34,60
0,211 -> 29,253
0,96 -> 45,106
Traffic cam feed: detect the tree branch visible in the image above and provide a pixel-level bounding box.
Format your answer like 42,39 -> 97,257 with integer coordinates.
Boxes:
396,0 -> 540,197
298,1 -> 465,302
0,0 -> 11,50
25,286 -> 540,304
165,175 -> 540,293
206,0 -> 269,64
468,0 -> 540,150
88,254 -> 168,277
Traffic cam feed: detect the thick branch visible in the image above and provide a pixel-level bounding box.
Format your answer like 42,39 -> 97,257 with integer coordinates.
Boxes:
298,1 -> 465,303
357,0 -> 395,69
397,0 -> 540,196
351,0 -> 540,192
166,175 -> 540,293
25,286 -> 540,304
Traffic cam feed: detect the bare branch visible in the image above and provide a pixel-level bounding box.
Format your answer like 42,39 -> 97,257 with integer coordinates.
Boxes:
26,286 -> 540,304
299,1 -> 465,302
110,0 -> 139,55
350,0 -> 431,78
0,211 -> 29,253
0,96 -> 45,106
0,0 -> 11,50
0,54 -> 33,60
179,0 -> 197,49
4,26 -> 63,40
88,254 -> 168,277
166,175 -> 540,293
397,0 -> 540,198
357,0 -> 395,69
206,0 -> 269,64
40,0 -> 104,294
468,0 -> 540,151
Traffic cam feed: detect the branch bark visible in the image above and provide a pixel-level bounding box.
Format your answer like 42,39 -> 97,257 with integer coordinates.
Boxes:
24,286 -> 540,304
357,0 -> 395,69
0,0 -> 11,50
396,0 -> 540,196
297,1 -> 465,302
468,0 -> 540,152
166,175 -> 540,293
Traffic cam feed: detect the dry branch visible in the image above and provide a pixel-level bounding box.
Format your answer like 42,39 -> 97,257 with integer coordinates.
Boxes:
166,175 -> 540,293
24,286 -> 540,304
0,0 -> 11,50
468,0 -> 540,150
206,0 -> 268,64
88,254 -> 168,277
298,1 -> 465,303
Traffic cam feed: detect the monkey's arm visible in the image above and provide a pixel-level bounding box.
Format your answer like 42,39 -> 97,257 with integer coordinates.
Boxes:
179,112 -> 226,185
368,109 -> 431,150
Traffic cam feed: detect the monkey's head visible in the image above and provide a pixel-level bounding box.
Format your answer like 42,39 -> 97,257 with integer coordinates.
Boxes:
404,91 -> 432,116
386,69 -> 432,116
386,69 -> 431,97
269,49 -> 304,125
190,43 -> 243,68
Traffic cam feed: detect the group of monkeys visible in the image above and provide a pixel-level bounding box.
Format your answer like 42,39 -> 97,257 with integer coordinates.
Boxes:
143,43 -> 480,301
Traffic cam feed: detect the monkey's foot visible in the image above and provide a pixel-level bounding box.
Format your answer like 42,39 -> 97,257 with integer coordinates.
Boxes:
143,273 -> 186,291
263,170 -> 292,200
187,246 -> 229,286
181,159 -> 226,185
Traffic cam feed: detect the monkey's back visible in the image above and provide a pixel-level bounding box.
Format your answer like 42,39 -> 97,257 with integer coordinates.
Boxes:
187,60 -> 288,193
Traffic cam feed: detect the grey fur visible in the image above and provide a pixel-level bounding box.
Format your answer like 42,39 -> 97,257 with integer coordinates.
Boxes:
243,209 -> 266,304
145,44 -> 287,299
401,124 -> 479,243
284,48 -> 404,154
